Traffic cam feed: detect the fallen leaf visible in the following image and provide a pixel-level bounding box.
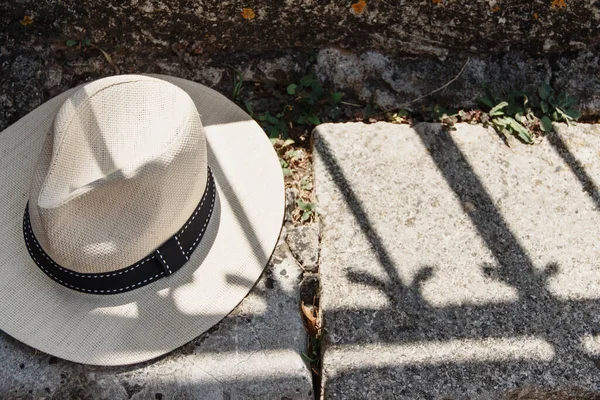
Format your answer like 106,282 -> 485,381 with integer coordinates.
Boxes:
301,301 -> 318,337
432,0 -> 443,4
241,7 -> 256,19
19,15 -> 33,26
551,0 -> 566,8
89,44 -> 120,75
351,0 -> 367,14
492,5 -> 501,12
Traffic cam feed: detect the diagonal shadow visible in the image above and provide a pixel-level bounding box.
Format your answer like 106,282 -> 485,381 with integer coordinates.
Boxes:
545,130 -> 600,211
315,123 -> 600,399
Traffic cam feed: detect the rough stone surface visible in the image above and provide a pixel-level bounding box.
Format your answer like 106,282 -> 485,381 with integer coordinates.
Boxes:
1,2 -> 600,130
314,122 -> 600,399
286,225 -> 320,273
0,222 -> 313,399
1,1 -> 599,55
315,48 -> 600,116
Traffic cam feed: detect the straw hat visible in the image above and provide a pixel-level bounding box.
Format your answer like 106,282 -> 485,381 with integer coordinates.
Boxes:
0,74 -> 284,366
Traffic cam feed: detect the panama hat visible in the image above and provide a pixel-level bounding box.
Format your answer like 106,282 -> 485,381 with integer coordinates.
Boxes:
0,74 -> 284,366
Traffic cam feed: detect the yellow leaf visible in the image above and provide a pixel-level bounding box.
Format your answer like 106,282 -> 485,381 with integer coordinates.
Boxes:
551,0 -> 566,8
492,5 -> 501,12
301,302 -> 318,337
241,7 -> 256,20
351,0 -> 367,14
19,15 -> 33,26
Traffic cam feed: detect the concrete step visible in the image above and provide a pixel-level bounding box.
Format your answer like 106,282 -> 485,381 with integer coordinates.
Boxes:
314,122 -> 600,399
0,221 -> 314,400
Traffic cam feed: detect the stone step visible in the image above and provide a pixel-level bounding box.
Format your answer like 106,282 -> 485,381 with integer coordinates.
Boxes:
0,222 -> 314,400
313,122 -> 600,399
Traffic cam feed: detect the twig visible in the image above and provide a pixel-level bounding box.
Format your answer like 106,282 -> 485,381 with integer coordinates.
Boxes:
89,44 -> 120,75
340,101 -> 363,108
382,57 -> 471,114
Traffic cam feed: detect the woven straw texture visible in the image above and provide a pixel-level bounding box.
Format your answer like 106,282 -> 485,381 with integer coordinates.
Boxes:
0,75 -> 284,365
29,76 -> 208,273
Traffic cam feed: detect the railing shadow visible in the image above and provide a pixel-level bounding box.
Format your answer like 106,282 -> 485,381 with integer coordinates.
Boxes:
315,123 -> 600,399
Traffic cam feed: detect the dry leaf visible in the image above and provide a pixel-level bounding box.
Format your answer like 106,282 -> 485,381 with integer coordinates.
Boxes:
432,0 -> 443,4
551,0 -> 566,8
19,15 -> 33,26
492,5 -> 500,12
351,0 -> 367,14
301,301 -> 318,337
241,7 -> 256,20
533,12 -> 540,19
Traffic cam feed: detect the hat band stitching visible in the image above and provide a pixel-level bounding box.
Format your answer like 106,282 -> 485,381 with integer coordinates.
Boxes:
23,168 -> 216,294
187,188 -> 215,255
174,235 -> 189,261
23,218 -> 166,293
25,168 -> 213,279
179,175 -> 211,234
155,249 -> 171,275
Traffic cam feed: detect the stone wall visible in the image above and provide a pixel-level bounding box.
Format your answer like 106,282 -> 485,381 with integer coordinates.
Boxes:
2,0 -> 600,129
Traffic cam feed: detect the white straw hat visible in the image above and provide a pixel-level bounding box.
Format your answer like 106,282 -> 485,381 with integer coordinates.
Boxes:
0,74 -> 284,366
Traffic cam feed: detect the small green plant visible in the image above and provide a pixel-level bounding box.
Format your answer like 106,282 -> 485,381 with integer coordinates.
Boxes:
530,83 -> 581,131
270,138 -> 295,175
258,111 -> 289,138
424,104 -> 458,122
478,83 -> 581,144
66,38 -> 92,47
300,176 -> 313,191
387,109 -> 409,124
296,198 -> 316,222
287,74 -> 344,126
231,68 -> 244,103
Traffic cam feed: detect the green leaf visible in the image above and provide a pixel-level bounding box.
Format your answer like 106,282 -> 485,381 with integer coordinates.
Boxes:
270,138 -> 278,145
283,138 -> 295,147
266,114 -> 280,125
562,96 -> 578,108
296,115 -> 307,125
310,81 -> 324,98
266,126 -> 280,138
331,92 -> 344,104
282,168 -> 292,176
489,101 -> 508,117
308,115 -> 321,125
539,83 -> 551,100
563,108 -> 582,120
66,39 -> 79,47
244,99 -> 254,115
478,95 -> 495,109
496,116 -> 533,144
551,111 -> 559,121
300,75 -> 314,87
296,199 -> 316,212
557,91 -> 567,107
396,109 -> 409,117
279,158 -> 288,168
81,37 -> 92,46
286,84 -> 297,95
506,117 -> 533,144
540,101 -> 549,114
540,116 -> 553,133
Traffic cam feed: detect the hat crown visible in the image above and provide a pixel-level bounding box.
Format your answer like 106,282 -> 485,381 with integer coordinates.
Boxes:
28,75 -> 208,274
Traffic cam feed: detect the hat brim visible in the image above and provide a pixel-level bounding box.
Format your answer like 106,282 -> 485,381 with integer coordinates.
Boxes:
0,75 -> 284,366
